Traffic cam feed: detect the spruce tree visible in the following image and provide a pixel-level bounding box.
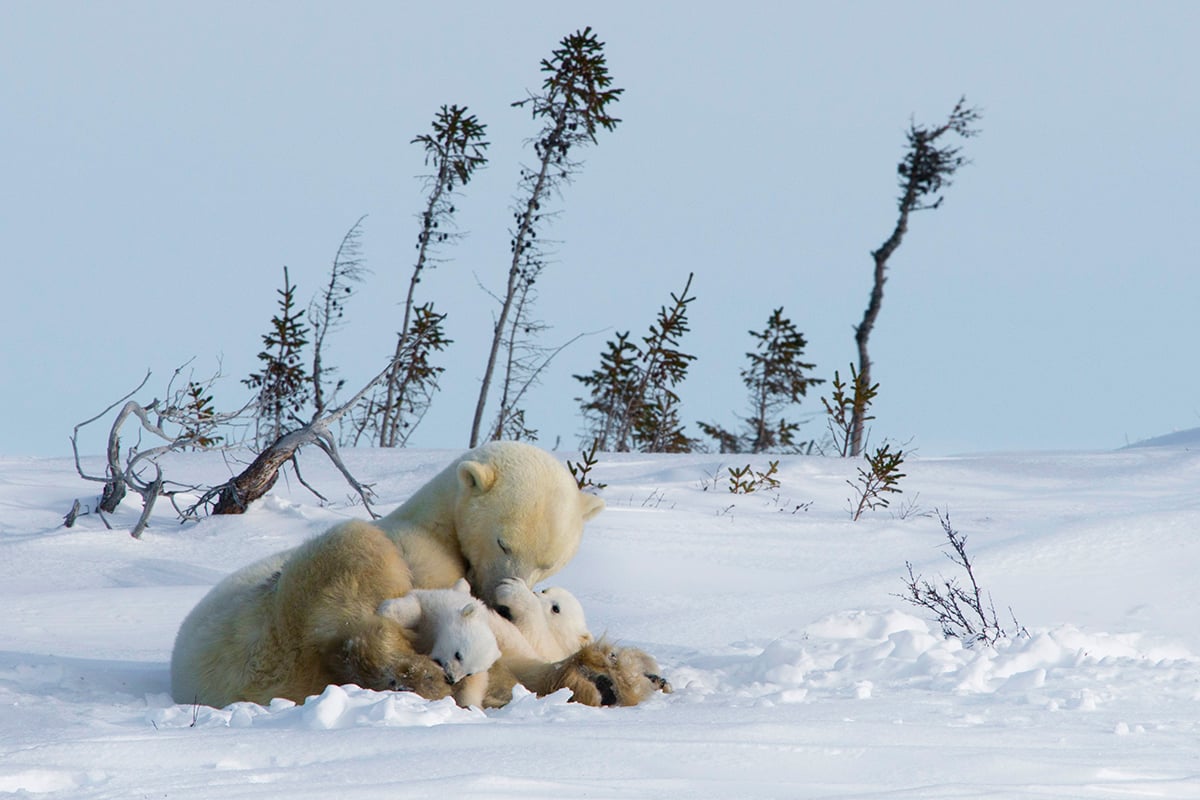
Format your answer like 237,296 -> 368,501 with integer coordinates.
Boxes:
182,380 -> 223,450
470,27 -> 623,446
576,273 -> 697,453
243,266 -> 310,446
351,104 -> 485,447
700,307 -> 823,453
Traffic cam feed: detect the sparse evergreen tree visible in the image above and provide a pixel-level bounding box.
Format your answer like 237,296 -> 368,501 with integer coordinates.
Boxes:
244,266 -> 310,447
353,105 -> 486,447
822,364 -> 878,458
574,331 -> 639,450
310,215 -> 368,416
849,442 -> 907,520
852,97 -> 980,456
182,380 -> 224,450
567,438 -> 607,491
576,273 -> 697,453
353,302 -> 451,448
470,27 -> 623,446
699,307 -> 824,453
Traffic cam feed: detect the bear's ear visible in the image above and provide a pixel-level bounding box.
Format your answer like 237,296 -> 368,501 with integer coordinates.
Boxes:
457,461 -> 496,494
452,577 -> 472,595
378,595 -> 423,630
579,492 -> 605,521
460,602 -> 478,619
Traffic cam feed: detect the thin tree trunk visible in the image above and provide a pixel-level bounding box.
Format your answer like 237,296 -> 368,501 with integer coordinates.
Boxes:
469,113 -> 564,447
382,167 -> 448,447
851,188 -> 915,457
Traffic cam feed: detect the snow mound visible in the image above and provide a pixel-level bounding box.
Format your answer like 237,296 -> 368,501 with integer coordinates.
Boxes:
151,684 -> 486,730
671,609 -> 1200,714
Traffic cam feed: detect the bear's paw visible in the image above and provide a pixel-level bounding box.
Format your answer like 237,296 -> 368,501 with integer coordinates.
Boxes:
550,639 -> 672,707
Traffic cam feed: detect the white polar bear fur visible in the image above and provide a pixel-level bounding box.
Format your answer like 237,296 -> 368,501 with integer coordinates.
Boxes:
378,579 -> 501,708
373,441 -> 605,608
171,442 -> 639,708
493,579 -> 592,661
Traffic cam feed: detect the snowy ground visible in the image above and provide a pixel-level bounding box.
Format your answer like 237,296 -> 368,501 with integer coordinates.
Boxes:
1,443 -> 1198,798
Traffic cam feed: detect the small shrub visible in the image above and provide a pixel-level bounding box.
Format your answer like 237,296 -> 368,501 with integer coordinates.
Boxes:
849,442 -> 905,520
567,439 -> 607,491
727,460 -> 780,494
822,365 -> 877,457
897,510 -> 1026,647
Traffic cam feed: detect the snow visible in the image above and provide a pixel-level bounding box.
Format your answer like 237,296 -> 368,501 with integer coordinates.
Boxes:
2,446 -> 1199,798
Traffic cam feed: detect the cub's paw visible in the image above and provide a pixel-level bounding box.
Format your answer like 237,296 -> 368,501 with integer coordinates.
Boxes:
492,577 -> 541,624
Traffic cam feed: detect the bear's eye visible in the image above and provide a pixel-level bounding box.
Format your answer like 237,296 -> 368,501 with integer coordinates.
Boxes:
496,538 -> 512,556
550,603 -> 561,614
454,651 -> 463,662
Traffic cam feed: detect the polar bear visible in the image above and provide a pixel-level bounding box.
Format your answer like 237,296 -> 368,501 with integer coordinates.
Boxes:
171,520 -> 453,708
493,578 -> 592,661
377,579 -> 501,708
172,441 -> 670,708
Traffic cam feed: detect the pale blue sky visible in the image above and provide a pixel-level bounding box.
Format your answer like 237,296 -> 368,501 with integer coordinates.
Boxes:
3,2 -> 1197,458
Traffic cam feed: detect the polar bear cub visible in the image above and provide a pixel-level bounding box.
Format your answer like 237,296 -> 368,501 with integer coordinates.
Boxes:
493,578 -> 592,661
378,579 -> 501,708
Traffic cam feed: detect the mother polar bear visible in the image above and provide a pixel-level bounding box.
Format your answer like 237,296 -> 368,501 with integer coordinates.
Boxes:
171,441 -> 669,708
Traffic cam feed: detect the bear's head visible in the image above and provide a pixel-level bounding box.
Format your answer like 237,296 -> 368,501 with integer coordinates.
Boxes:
378,579 -> 502,686
453,442 -> 605,607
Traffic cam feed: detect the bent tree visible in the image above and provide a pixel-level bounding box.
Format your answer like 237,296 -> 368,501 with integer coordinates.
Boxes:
851,97 -> 981,456
354,105 -> 487,448
469,27 -> 623,447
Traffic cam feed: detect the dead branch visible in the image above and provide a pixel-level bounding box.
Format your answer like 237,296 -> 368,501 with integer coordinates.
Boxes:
204,358 -> 392,516
71,370 -> 153,512
68,365 -> 245,537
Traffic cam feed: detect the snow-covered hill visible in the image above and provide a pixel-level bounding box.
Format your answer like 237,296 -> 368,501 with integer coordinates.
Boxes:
2,447 -> 1197,798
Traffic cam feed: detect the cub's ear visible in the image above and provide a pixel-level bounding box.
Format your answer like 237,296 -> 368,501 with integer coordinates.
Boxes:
460,602 -> 478,619
579,492 -> 605,521
458,461 -> 497,494
378,595 -> 423,630
451,577 -> 472,595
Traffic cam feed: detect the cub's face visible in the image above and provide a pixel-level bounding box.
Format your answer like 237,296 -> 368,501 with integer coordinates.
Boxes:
492,578 -> 593,661
536,586 -> 592,653
426,596 -> 501,685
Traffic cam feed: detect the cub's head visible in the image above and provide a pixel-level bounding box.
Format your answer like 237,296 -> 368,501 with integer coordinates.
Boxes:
378,579 -> 501,686
493,578 -> 593,661
535,585 -> 592,657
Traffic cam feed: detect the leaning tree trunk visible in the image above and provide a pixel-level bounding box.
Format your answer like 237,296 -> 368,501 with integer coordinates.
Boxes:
211,359 -> 394,515
851,193 -> 913,457
211,434 -> 296,513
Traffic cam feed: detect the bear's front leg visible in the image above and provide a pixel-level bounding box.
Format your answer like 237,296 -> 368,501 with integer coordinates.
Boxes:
450,670 -> 490,708
324,634 -> 452,702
